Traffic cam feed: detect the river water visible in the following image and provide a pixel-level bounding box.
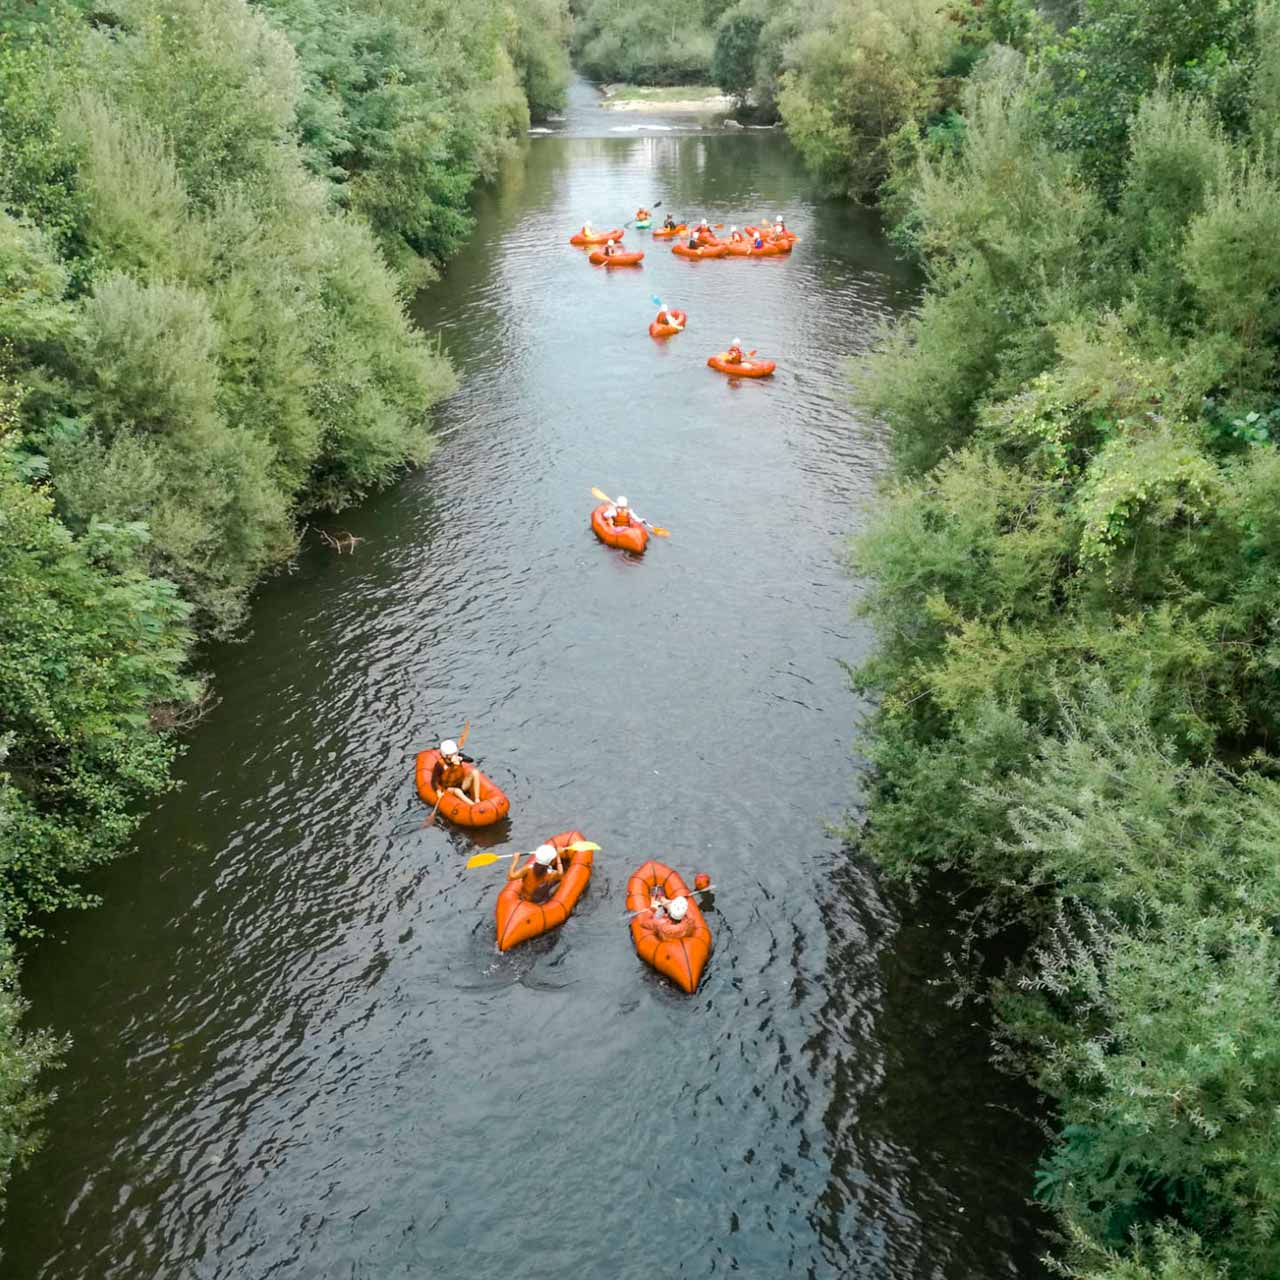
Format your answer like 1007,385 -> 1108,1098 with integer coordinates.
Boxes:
3,82 -> 1049,1278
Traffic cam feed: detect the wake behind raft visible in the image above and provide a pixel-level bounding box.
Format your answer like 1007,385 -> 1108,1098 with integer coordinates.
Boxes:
495,829 -> 594,951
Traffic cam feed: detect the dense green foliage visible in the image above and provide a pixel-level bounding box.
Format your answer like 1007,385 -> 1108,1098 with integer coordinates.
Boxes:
850,3 -> 1280,1276
577,0 -> 967,184
572,0 -> 727,86
0,0 -> 566,1227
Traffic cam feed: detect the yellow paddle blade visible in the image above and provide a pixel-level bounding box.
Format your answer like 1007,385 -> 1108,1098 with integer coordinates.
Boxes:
466,841 -> 599,870
648,526 -> 670,538
591,486 -> 613,504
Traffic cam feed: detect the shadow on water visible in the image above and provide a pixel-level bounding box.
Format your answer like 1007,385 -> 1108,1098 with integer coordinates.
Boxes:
2,80 -> 1051,1279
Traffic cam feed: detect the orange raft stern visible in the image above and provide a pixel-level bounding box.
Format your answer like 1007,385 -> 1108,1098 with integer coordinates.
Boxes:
414,748 -> 511,827
590,503 -> 648,554
495,829 -> 594,951
626,860 -> 713,993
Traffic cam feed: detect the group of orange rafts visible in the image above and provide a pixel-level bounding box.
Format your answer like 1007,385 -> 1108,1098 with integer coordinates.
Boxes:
405,207 -> 800,994
416,713 -> 713,993
570,202 -> 800,381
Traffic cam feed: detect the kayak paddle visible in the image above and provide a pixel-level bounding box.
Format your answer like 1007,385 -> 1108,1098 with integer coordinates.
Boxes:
467,841 -> 600,870
590,487 -> 670,537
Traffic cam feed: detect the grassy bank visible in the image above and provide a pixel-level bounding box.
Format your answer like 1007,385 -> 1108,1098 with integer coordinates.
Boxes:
0,0 -> 568,1225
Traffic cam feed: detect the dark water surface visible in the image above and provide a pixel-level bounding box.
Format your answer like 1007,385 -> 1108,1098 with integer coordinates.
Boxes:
4,86 -> 1049,1278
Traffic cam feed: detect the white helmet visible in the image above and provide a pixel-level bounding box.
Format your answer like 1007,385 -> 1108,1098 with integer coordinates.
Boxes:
533,844 -> 557,867
440,739 -> 459,756
616,495 -> 628,508
732,338 -> 741,347
774,215 -> 783,222
700,218 -> 708,226
667,896 -> 689,921
730,225 -> 738,232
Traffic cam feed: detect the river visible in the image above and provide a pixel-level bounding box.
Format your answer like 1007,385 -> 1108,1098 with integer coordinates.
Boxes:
2,81 -> 1049,1278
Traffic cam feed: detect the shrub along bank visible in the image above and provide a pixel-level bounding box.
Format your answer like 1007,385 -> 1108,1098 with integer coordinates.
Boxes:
847,2 -> 1280,1277
0,0 -> 567,1222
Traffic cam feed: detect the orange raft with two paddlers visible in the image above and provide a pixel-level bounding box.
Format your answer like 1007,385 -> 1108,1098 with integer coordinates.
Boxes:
707,351 -> 775,378
495,829 -> 594,952
590,503 -> 648,553
626,860 -> 713,993
588,247 -> 645,266
649,309 -> 687,338
569,228 -> 623,245
415,748 -> 511,827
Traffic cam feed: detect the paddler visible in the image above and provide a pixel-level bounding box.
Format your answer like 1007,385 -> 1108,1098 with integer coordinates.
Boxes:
507,844 -> 564,902
686,227 -> 701,251
773,215 -> 788,237
581,219 -> 595,238
648,894 -> 696,940
636,206 -> 650,221
604,495 -> 643,528
729,225 -> 743,243
662,212 -> 677,230
724,338 -> 745,365
602,238 -> 619,257
432,738 -> 482,804
752,228 -> 765,249
654,301 -> 683,330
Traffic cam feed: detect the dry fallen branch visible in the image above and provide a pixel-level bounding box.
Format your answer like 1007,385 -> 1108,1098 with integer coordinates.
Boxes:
318,529 -> 364,554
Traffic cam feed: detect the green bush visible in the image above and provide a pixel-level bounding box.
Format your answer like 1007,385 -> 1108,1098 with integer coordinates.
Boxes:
572,0 -> 720,85
850,3 -> 1280,1276
776,0 -> 960,198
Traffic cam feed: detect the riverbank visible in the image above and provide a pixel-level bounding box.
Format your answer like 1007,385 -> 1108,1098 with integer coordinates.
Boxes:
599,82 -> 734,113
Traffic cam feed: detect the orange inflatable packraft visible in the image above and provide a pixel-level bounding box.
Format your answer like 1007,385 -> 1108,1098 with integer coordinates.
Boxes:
649,309 -> 687,338
707,352 -> 775,377
652,224 -> 688,239
415,749 -> 511,827
495,829 -> 594,952
570,228 -> 624,245
626,860 -> 713,993
672,243 -> 727,259
588,248 -> 645,266
590,503 -> 648,553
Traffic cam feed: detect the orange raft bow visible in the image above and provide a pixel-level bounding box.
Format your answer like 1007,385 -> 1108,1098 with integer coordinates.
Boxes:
649,308 -> 687,338
570,228 -> 623,245
414,748 -> 511,827
626,860 -> 713,993
588,248 -> 645,266
495,829 -> 594,952
707,351 -> 776,377
590,503 -> 648,554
